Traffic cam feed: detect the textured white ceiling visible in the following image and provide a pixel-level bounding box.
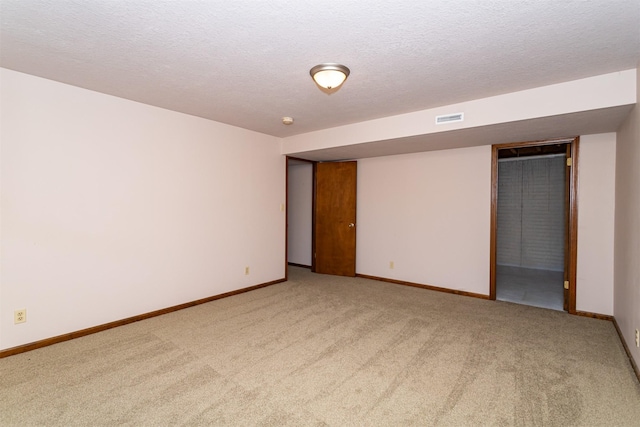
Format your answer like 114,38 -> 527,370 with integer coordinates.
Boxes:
1,0 -> 639,138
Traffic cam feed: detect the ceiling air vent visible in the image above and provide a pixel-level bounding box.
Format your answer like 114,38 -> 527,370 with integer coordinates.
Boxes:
435,112 -> 464,125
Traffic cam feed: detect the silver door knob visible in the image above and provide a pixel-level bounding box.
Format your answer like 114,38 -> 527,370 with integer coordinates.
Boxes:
348,223 -> 355,228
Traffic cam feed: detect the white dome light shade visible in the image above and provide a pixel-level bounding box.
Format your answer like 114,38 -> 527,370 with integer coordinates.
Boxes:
310,63 -> 350,90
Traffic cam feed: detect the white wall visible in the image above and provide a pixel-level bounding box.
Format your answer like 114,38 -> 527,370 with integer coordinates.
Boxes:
0,66 -> 627,353
0,68 -> 286,350
356,137 -> 617,310
356,146 -> 492,295
287,163 -> 313,266
614,62 -> 640,368
576,134 -> 616,315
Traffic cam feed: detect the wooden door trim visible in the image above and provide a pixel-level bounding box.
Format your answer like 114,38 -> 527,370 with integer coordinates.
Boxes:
567,137 -> 579,314
563,144 -> 572,311
489,137 -> 579,313
490,145 -> 499,300
312,162 -> 317,272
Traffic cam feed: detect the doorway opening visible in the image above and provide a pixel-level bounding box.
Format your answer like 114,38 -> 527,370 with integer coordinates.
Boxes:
490,138 -> 579,313
286,157 -> 315,276
286,158 -> 358,278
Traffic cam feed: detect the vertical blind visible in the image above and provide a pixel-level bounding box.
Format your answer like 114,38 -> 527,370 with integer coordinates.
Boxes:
497,155 -> 565,271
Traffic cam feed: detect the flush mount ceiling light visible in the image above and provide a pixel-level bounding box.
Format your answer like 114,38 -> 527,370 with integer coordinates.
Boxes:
310,63 -> 350,91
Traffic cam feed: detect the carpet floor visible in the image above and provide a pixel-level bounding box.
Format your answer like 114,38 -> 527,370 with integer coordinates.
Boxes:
1,266 -> 639,426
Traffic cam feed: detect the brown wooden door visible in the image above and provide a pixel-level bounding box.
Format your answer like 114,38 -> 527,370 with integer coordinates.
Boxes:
314,161 -> 357,276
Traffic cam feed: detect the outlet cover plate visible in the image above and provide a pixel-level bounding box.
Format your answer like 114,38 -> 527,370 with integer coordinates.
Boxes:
14,309 -> 26,324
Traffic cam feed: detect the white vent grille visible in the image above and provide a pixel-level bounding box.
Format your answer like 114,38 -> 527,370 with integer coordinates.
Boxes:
435,112 -> 464,124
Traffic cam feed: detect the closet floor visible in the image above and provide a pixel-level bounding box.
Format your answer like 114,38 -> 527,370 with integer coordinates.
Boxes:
496,265 -> 564,311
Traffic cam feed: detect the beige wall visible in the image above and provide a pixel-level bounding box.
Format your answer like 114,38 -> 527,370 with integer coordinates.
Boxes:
356,146 -> 492,295
284,70 -> 629,312
1,64 -> 634,355
0,69 -> 286,350
355,138 -> 617,311
577,134 -> 616,315
614,63 -> 640,367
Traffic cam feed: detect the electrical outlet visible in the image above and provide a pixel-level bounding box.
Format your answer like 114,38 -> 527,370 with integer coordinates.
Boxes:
389,261 -> 394,269
245,266 -> 250,275
635,329 -> 639,348
14,309 -> 26,324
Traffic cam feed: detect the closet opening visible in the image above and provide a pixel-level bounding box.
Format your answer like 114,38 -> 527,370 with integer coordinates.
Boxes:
490,138 -> 579,312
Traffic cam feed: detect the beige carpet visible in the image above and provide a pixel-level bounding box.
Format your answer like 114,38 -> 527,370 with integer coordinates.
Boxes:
1,266 -> 639,426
